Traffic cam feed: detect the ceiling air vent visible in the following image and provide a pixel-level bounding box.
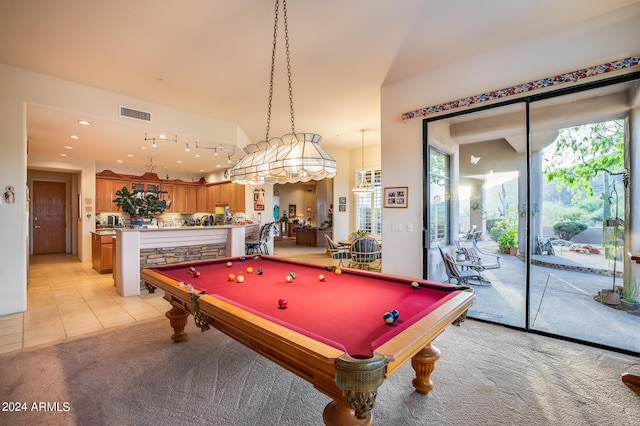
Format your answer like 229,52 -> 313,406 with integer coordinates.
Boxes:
119,106 -> 152,122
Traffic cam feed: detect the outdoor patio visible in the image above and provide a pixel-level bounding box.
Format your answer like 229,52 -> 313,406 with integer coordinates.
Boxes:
466,241 -> 639,354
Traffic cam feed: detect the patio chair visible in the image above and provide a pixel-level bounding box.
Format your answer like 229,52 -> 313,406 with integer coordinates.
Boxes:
438,247 -> 486,286
454,239 -> 500,270
245,222 -> 274,255
350,236 -> 381,271
325,234 -> 351,267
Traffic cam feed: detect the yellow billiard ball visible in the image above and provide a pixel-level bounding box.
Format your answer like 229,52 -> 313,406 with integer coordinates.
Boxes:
226,261 -> 233,267
334,268 -> 342,275
247,267 -> 254,273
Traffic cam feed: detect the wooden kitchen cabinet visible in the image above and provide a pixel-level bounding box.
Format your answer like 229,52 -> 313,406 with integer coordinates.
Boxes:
91,232 -> 113,273
196,185 -> 207,212
96,178 -> 129,213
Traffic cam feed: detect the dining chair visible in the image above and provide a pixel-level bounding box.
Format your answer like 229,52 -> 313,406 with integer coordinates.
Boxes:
349,236 -> 381,271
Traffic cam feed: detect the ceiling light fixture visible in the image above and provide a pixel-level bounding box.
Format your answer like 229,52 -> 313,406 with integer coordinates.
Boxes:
77,120 -> 91,126
352,129 -> 374,194
145,132 -> 177,149
230,0 -> 336,185
185,143 -> 190,152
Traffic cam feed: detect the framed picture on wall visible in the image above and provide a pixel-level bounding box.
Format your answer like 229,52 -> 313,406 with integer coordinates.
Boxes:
384,187 -> 408,208
338,204 -> 346,212
338,196 -> 347,205
289,204 -> 297,218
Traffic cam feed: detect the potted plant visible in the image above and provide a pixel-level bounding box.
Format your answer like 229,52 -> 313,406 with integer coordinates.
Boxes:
498,228 -> 518,255
113,186 -> 165,226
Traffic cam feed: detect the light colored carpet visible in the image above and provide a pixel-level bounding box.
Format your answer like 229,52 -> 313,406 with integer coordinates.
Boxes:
1,317 -> 638,425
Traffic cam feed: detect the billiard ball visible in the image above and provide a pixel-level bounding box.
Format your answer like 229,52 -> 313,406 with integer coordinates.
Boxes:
410,281 -> 419,289
193,271 -> 201,278
383,312 -> 395,324
390,309 -> 400,321
236,275 -> 245,283
226,261 -> 233,267
334,268 -> 342,275
278,298 -> 288,308
257,269 -> 264,275
188,267 -> 196,274
318,274 -> 326,281
289,272 -> 296,279
246,267 -> 253,273
285,275 -> 293,283
228,273 -> 236,281
240,256 -> 246,261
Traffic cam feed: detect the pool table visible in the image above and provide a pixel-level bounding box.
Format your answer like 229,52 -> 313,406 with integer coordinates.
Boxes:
141,256 -> 474,426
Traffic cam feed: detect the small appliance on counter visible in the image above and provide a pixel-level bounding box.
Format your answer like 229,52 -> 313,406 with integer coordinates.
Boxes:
107,215 -> 121,227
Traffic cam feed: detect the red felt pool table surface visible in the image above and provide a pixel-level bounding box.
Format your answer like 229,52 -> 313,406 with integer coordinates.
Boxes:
150,256 -> 462,357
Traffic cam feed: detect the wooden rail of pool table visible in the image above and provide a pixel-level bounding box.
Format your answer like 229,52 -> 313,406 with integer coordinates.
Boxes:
141,267 -> 475,426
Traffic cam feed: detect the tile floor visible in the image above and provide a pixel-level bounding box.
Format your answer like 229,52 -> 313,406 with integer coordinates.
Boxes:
0,241 -> 332,356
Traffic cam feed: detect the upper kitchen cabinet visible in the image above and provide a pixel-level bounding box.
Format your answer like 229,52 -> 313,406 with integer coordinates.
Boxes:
96,178 -> 130,213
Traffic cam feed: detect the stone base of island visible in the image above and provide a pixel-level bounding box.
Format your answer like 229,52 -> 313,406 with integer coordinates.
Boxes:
114,224 -> 259,296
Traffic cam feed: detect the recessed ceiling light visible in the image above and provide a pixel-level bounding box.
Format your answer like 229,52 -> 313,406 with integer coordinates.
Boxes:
195,154 -> 200,158
176,160 -> 182,163
216,165 -> 221,168
141,146 -> 146,150
59,153 -> 68,157
77,120 -> 91,125
127,154 -> 133,157
117,160 -> 123,163
70,135 -> 79,139
64,146 -> 73,150
199,169 -> 204,172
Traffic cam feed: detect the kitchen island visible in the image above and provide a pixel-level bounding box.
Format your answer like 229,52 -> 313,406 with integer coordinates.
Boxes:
113,224 -> 259,296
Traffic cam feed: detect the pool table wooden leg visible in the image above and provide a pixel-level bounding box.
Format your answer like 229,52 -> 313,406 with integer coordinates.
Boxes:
322,400 -> 372,426
411,343 -> 442,394
165,306 -> 189,342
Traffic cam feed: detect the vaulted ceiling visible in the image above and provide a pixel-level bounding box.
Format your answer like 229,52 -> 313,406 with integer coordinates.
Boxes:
1,0 -> 638,173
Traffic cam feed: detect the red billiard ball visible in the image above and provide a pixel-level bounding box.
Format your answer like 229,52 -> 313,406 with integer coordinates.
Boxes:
278,298 -> 288,308
318,274 -> 326,281
228,273 -> 236,281
285,275 -> 293,283
193,271 -> 201,278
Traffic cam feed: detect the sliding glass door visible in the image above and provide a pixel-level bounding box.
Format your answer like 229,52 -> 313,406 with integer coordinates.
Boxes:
424,75 -> 640,354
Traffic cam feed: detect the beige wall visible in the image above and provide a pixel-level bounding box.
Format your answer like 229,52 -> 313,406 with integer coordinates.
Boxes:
380,5 -> 640,279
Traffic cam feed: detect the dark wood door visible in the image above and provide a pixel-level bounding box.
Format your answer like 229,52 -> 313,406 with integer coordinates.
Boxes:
32,181 -> 66,254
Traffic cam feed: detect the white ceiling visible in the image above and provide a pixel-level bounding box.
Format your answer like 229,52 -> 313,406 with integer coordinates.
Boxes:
1,0 -> 638,174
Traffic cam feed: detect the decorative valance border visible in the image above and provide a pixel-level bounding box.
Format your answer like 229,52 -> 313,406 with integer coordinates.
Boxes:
401,55 -> 640,121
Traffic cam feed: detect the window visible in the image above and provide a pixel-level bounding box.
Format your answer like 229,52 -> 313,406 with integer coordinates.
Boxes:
354,170 -> 382,236
428,148 -> 449,246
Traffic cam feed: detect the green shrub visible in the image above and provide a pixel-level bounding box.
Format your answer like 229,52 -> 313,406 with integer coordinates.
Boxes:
552,221 -> 587,241
489,226 -> 504,242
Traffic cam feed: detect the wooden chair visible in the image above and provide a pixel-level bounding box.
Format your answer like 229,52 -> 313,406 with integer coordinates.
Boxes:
438,247 -> 486,285
245,222 -> 274,255
349,236 -> 381,271
325,234 -> 351,267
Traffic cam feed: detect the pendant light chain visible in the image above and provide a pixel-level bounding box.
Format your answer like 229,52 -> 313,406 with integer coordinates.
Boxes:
265,0 -> 296,142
